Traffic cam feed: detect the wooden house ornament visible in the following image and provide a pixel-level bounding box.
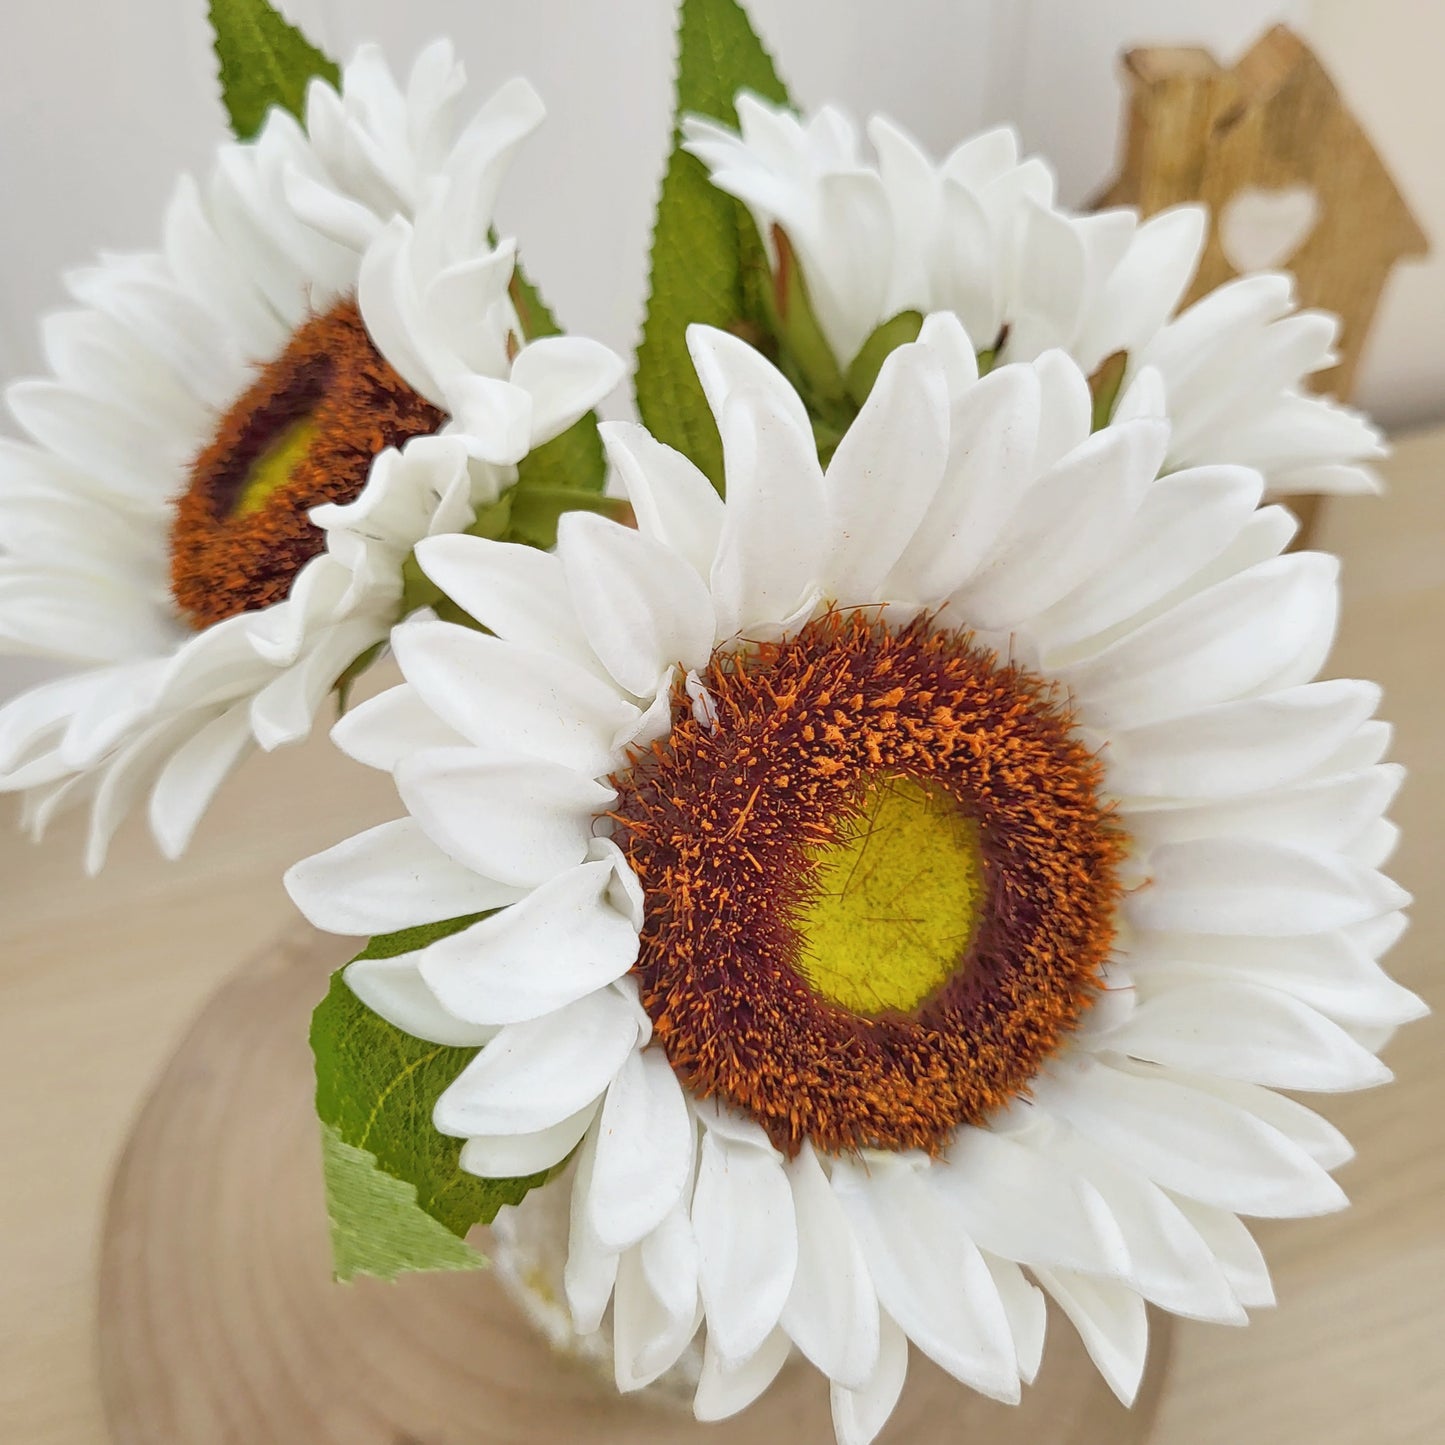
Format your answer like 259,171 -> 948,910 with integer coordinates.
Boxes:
1098,25 -> 1427,404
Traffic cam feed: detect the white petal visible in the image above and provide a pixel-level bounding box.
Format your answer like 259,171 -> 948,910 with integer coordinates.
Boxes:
1061,553 -> 1338,730
1033,1268 -> 1148,1406
1076,205 -> 1206,366
356,217 -> 441,400
600,420 -> 724,579
84,713 -> 200,874
1105,980 -> 1392,1091
1037,1135 -> 1243,1322
460,1104 -> 597,1177
916,311 -> 979,396
709,383 -> 827,637
0,668 -> 113,773
343,953 -> 498,1048
781,1143 -> 880,1390
447,374 -> 535,465
249,619 -> 383,752
330,681 -> 468,771
1128,1065 -> 1352,1169
686,322 -> 814,439
985,1257 -> 1047,1384
1103,680 -> 1381,801
822,342 -> 949,601
1128,926 -> 1423,1031
1034,464 -> 1264,658
392,619 -> 637,771
693,1327 -> 792,1423
952,417 -> 1167,629
885,363 -> 1040,602
286,815 -> 524,935
693,1127 -> 798,1364
1127,765 -> 1401,853
433,986 -> 638,1136
565,1122 -> 620,1333
1129,837 -> 1409,936
587,1048 -> 695,1251
1033,1057 -> 1347,1216
1030,348 -> 1093,472
415,860 -> 638,1025
832,1156 -> 1019,1403
1006,201 -> 1087,358
558,511 -> 716,696
830,1310 -> 909,1445
413,533 -> 607,679
935,1126 -> 1130,1277
1167,1196 -> 1274,1310
147,702 -> 254,858
612,1239 -> 703,1392
511,335 -> 624,446
397,747 -> 613,889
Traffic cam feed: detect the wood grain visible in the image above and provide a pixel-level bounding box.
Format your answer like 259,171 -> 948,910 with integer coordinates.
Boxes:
1,431 -> 1443,1443
93,922 -> 1168,1445
1098,25 -> 1428,402
1097,26 -> 1430,548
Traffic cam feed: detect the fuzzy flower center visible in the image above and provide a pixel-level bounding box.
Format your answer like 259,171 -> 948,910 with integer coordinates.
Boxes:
169,299 -> 444,629
611,610 -> 1126,1158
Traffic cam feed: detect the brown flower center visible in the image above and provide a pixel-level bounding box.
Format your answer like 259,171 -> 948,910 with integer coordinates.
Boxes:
169,299 -> 444,630
610,610 -> 1126,1158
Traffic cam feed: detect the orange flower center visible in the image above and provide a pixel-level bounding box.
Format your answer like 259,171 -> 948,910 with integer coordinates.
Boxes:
169,299 -> 444,630
611,610 -> 1126,1158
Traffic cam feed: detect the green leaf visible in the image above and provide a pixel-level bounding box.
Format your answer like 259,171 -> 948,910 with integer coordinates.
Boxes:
845,311 -> 925,408
514,418 -> 607,498
505,255 -> 609,497
334,640 -> 385,717
635,0 -> 792,490
762,226 -> 849,411
208,0 -> 340,140
311,917 -> 552,1279
508,263 -> 564,342
1088,350 -> 1129,432
507,487 -> 634,550
320,1123 -> 484,1282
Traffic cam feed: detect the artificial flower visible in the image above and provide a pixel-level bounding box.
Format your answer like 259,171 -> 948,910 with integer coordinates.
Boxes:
287,317 -> 1417,1441
682,94 -> 1382,497
0,42 -> 622,869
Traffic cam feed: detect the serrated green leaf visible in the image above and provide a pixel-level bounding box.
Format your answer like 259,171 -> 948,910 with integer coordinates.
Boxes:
845,311 -> 925,408
311,917 -> 551,1278
208,0 -> 339,140
635,0 -> 792,491
320,1123 -> 484,1282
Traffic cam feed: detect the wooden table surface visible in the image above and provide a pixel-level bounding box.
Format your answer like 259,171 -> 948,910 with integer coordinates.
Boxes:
1,429 -> 1442,1444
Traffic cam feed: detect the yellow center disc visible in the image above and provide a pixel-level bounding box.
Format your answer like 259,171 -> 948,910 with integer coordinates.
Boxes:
796,775 -> 985,1017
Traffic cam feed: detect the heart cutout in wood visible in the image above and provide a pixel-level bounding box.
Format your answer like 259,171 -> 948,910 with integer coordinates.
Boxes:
1219,184 -> 1321,273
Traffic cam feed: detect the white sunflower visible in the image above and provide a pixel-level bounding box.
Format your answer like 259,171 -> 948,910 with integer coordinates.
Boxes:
287,318 -> 1419,1442
0,42 -> 623,868
682,94 -> 1382,498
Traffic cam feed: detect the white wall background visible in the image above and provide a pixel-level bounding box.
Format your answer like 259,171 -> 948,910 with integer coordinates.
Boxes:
0,0 -> 1437,699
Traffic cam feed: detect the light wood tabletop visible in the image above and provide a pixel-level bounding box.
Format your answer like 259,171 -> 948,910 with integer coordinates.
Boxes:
1,429 -> 1442,1444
